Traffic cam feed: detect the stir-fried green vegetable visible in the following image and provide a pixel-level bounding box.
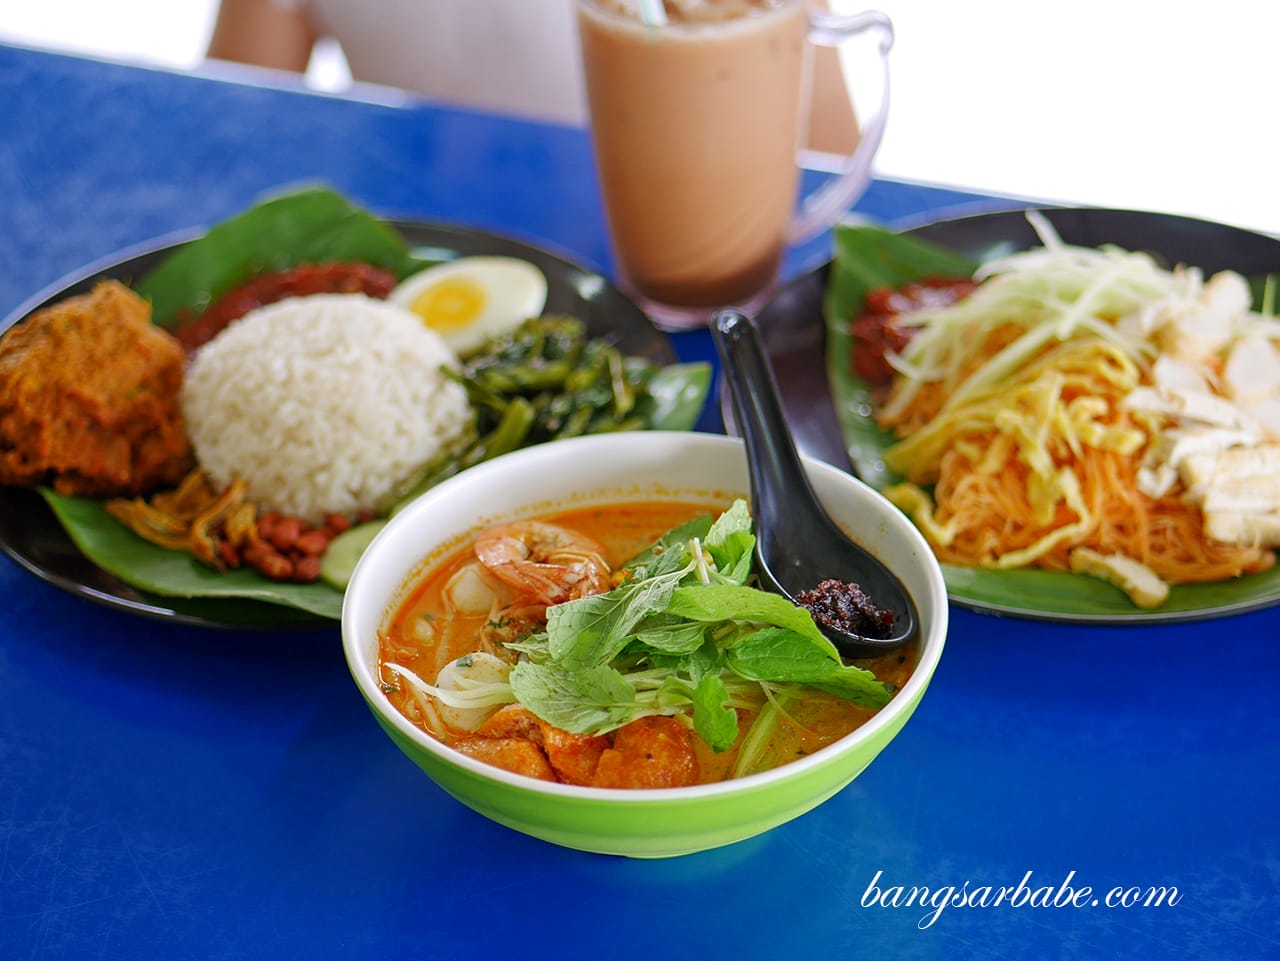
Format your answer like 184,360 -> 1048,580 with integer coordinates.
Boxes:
386,316 -> 708,510
459,315 -> 654,436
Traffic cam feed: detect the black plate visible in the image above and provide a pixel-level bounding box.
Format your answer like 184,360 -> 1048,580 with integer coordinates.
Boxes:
731,206 -> 1280,623
0,220 -> 669,629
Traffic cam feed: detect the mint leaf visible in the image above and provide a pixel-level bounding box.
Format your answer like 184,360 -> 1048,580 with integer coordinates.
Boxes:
690,674 -> 739,752
666,583 -> 836,656
546,570 -> 685,669
644,637 -> 726,681
686,639 -> 728,682
630,614 -> 707,656
507,661 -> 639,734
647,670 -> 736,752
624,514 -> 712,580
705,498 -> 752,547
712,532 -> 755,584
704,499 -> 755,584
503,632 -> 551,662
725,627 -> 891,709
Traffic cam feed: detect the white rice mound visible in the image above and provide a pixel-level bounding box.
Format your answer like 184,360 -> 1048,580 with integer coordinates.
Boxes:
181,293 -> 472,523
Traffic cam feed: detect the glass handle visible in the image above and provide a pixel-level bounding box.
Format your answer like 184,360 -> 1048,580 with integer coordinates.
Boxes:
788,9 -> 894,244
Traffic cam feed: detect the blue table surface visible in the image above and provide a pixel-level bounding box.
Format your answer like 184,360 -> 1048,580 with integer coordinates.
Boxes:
2,44 -> 1277,961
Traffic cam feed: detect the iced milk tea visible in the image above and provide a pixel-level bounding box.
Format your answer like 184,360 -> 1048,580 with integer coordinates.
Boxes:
578,0 -> 810,312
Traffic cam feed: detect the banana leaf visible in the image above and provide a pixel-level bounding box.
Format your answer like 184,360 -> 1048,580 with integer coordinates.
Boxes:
138,185 -> 425,327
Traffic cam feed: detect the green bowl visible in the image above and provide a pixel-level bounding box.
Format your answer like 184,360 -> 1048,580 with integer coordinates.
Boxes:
341,432 -> 948,857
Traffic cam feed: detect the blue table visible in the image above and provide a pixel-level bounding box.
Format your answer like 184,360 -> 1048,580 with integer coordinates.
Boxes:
1,44 -> 1276,961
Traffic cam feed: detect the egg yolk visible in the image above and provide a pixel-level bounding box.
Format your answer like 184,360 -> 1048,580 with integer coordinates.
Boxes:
411,277 -> 486,333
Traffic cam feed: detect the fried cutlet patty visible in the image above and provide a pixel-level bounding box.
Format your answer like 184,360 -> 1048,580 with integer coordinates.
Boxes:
0,279 -> 193,496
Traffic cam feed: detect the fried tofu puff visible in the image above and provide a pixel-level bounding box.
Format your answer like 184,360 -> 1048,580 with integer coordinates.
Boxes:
0,279 -> 192,496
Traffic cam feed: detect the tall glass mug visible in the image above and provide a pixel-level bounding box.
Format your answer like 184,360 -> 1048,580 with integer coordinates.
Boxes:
576,0 -> 893,330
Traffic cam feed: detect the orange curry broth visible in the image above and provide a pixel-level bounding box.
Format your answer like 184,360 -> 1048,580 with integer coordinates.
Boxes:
377,501 -> 917,786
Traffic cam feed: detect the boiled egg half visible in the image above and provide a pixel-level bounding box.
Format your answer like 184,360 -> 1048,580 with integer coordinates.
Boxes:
388,256 -> 548,357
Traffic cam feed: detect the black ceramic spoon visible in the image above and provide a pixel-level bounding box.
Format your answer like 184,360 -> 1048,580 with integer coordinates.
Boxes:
711,308 -> 918,657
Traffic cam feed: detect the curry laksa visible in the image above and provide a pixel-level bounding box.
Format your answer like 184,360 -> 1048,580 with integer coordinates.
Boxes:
377,499 -> 915,789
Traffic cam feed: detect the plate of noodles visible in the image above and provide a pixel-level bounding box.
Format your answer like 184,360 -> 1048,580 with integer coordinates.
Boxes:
0,186 -> 710,628
740,205 -> 1280,623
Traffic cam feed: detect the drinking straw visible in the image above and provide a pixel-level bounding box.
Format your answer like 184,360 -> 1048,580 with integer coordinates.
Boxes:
637,0 -> 668,26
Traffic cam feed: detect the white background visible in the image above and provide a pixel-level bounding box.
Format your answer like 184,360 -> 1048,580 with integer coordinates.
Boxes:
1,1 -> 1274,235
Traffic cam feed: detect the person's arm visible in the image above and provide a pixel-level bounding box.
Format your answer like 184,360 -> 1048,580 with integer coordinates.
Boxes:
206,0 -> 318,72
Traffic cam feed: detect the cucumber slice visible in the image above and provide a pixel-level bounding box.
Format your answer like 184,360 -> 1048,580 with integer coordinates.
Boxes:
320,519 -> 388,590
